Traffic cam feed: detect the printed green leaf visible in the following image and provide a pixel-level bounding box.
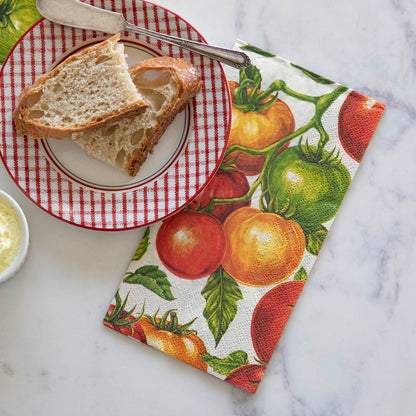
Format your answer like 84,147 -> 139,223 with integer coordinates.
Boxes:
240,44 -> 275,58
302,224 -> 328,255
290,63 -> 334,85
123,265 -> 175,301
201,267 -> 243,347
202,350 -> 249,376
132,227 -> 150,261
239,64 -> 262,87
294,267 -> 308,281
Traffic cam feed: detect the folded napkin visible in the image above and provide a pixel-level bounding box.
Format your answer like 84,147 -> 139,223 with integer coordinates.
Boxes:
104,40 -> 385,394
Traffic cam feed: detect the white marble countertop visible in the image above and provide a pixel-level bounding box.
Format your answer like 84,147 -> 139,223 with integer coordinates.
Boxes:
1,0 -> 415,414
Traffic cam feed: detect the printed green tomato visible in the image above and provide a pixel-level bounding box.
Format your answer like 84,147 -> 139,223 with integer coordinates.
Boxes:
265,145 -> 351,226
251,281 -> 304,363
156,210 -> 226,279
338,91 -> 385,162
0,0 -> 42,64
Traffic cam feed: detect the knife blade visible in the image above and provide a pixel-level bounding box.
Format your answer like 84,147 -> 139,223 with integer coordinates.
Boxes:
36,0 -> 251,69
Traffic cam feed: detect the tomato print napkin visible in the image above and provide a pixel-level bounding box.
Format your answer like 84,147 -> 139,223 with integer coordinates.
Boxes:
104,40 -> 385,394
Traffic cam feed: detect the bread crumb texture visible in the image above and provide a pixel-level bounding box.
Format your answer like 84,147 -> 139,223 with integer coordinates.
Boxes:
73,68 -> 178,171
26,37 -> 140,127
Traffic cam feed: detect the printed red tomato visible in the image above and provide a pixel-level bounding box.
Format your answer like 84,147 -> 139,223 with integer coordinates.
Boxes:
222,207 -> 305,286
225,364 -> 266,394
104,304 -> 147,343
226,81 -> 295,176
338,91 -> 385,162
264,144 -> 351,226
251,281 -> 304,363
139,312 -> 208,372
156,210 -> 226,279
190,169 -> 250,222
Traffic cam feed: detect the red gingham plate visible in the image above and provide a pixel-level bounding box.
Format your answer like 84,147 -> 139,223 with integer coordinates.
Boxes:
0,0 -> 231,230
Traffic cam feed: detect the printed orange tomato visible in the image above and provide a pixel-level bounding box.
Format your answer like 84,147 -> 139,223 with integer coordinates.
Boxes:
190,168 -> 250,222
338,91 -> 385,162
156,210 -> 226,279
139,311 -> 208,372
222,207 -> 305,286
226,81 -> 295,175
251,281 -> 305,363
225,364 -> 266,394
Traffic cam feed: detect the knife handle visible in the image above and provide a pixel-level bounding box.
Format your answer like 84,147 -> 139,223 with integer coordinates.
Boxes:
123,21 -> 250,69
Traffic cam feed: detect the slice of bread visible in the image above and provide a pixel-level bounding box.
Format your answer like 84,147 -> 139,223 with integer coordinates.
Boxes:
13,34 -> 148,140
72,56 -> 203,176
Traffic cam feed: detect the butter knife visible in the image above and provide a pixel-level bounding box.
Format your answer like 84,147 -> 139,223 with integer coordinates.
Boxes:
36,0 -> 251,69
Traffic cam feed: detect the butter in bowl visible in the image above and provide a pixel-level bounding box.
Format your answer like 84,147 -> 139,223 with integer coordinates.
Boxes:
0,190 -> 29,283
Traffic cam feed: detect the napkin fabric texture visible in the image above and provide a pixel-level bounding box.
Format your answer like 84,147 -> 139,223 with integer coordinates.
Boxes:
104,40 -> 385,394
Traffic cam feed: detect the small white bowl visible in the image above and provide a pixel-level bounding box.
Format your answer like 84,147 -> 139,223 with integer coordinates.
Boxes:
0,190 -> 29,284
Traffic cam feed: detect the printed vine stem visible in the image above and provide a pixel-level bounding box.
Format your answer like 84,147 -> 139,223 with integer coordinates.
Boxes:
203,84 -> 348,212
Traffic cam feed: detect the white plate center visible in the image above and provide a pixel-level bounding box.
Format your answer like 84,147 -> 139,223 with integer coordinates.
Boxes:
42,42 -> 189,190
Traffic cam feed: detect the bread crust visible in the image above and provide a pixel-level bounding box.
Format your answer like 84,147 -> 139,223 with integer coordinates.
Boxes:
12,34 -> 148,140
124,57 -> 203,176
